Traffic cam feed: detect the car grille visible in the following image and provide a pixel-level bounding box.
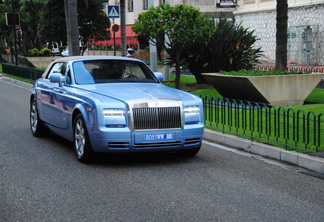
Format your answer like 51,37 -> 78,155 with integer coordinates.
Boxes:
132,107 -> 182,130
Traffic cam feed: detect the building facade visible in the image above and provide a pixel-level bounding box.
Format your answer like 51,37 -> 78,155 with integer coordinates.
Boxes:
105,0 -> 324,65
235,0 -> 324,65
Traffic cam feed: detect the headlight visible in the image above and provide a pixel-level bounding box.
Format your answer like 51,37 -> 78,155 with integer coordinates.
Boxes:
103,108 -> 125,117
184,105 -> 200,124
103,108 -> 126,127
184,106 -> 200,115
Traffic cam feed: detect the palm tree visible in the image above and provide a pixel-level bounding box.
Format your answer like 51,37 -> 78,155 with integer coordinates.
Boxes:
20,0 -> 44,54
275,0 -> 288,71
64,0 -> 80,56
120,0 -> 126,56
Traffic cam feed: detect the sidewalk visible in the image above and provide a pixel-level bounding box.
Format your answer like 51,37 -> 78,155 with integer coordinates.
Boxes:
204,128 -> 324,174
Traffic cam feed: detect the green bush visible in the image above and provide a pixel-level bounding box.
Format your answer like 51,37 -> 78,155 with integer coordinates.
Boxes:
40,48 -> 52,56
186,14 -> 263,83
220,69 -> 311,76
28,48 -> 40,56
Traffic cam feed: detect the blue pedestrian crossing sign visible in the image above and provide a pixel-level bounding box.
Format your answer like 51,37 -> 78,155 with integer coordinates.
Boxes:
108,5 -> 120,18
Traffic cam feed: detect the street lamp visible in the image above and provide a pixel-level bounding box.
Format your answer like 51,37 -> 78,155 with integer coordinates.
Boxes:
3,0 -> 18,65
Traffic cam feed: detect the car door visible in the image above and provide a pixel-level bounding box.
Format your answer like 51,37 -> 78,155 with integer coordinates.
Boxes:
38,62 -> 66,127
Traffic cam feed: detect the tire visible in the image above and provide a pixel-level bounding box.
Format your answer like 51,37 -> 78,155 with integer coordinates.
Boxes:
73,113 -> 94,163
30,98 -> 49,137
177,146 -> 201,157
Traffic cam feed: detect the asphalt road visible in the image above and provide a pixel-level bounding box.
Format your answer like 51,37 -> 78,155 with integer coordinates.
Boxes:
0,80 -> 323,222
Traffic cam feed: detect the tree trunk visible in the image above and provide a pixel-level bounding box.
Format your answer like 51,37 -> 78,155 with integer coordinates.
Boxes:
65,0 -> 80,56
120,0 -> 126,56
275,0 -> 288,71
175,63 -> 181,89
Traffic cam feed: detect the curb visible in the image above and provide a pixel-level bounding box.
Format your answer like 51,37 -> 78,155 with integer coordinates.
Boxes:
204,128 -> 324,174
1,76 -> 33,89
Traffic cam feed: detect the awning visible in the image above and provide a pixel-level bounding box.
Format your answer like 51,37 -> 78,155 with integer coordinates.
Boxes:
90,25 -> 138,47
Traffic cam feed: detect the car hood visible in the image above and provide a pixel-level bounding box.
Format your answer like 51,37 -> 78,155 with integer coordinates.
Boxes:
75,83 -> 198,102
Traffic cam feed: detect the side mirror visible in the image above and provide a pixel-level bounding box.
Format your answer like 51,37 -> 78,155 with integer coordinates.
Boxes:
49,73 -> 63,87
154,72 -> 164,81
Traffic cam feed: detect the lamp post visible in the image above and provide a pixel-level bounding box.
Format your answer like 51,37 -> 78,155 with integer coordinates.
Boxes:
11,0 -> 18,65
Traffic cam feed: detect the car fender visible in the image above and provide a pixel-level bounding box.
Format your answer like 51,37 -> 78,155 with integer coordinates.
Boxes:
72,103 -> 93,127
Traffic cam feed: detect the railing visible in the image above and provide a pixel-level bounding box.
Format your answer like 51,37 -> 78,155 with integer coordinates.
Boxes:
2,63 -> 44,82
201,96 -> 324,155
254,65 -> 324,74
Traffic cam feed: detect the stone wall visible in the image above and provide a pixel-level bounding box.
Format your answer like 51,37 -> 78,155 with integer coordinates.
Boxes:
234,4 -> 324,65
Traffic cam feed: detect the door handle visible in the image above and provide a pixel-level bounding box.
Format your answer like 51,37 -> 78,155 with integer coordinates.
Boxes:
54,88 -> 64,93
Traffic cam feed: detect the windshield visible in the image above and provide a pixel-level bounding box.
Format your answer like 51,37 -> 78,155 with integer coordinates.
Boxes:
73,60 -> 159,84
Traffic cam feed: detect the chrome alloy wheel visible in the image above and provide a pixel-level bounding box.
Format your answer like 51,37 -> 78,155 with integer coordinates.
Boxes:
73,113 -> 93,163
30,100 -> 38,134
74,118 -> 86,158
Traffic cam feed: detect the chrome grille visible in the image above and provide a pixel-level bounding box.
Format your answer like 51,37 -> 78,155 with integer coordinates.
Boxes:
133,107 -> 182,130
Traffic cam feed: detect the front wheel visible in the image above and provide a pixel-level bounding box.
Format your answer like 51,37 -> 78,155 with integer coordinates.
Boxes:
30,98 -> 49,137
73,113 -> 94,163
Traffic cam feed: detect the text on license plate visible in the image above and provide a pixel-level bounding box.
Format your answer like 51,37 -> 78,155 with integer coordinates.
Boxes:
144,133 -> 174,141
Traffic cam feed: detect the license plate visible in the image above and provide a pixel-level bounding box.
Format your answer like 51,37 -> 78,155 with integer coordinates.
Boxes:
143,133 -> 174,141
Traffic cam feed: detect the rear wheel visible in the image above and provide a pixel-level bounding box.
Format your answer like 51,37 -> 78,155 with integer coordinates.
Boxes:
30,98 -> 49,137
73,113 -> 93,163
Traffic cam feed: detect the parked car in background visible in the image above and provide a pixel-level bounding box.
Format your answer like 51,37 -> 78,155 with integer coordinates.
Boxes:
30,56 -> 204,162
61,47 -> 68,57
61,47 -> 88,57
46,41 -> 61,56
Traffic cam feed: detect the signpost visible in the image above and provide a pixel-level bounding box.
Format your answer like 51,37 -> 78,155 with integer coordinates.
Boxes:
111,24 -> 119,56
108,5 -> 120,56
108,5 -> 120,19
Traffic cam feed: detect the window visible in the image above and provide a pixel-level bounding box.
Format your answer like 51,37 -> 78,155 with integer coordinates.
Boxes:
47,63 -> 66,79
159,0 -> 169,4
128,0 -> 134,12
143,0 -> 148,10
243,0 -> 255,4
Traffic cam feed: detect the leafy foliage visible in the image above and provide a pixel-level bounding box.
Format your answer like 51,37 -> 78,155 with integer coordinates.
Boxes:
39,48 -> 52,56
219,69 -> 311,76
38,0 -> 67,44
77,0 -> 111,46
28,47 -> 53,56
133,6 -> 262,86
20,0 -> 45,52
132,4 -> 214,89
39,0 -> 111,48
186,15 -> 263,83
28,48 -> 40,56
0,0 -> 111,58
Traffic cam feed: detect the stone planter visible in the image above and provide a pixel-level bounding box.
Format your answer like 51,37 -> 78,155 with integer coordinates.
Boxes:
202,73 -> 324,106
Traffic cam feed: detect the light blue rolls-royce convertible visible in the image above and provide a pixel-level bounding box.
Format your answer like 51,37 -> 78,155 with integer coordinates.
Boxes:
30,56 -> 204,162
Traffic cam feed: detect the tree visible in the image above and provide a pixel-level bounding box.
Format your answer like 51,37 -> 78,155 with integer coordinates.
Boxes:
77,0 -> 111,50
275,0 -> 288,71
20,0 -> 45,53
132,4 -> 214,89
186,15 -> 262,84
39,0 -> 67,45
0,0 -> 20,63
39,0 -> 111,53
